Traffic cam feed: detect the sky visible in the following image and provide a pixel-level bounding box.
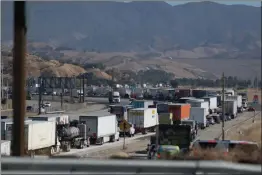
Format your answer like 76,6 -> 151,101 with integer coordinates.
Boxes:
167,1 -> 261,7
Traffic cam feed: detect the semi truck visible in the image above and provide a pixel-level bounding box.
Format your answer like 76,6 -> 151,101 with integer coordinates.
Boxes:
109,91 -> 121,103
224,100 -> 237,119
168,103 -> 191,121
181,120 -> 197,141
108,105 -> 135,136
79,115 -> 119,145
1,118 -> 32,140
129,100 -> 154,108
201,96 -> 218,113
5,120 -> 58,157
186,100 -> 209,114
128,108 -> 158,134
57,120 -> 90,152
190,107 -> 207,129
225,95 -> 243,113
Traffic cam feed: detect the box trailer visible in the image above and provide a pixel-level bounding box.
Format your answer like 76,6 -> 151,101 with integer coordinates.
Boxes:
128,108 -> 158,134
190,107 -> 207,129
79,115 -> 119,145
224,100 -> 237,118
186,100 -> 209,114
225,95 -> 243,112
178,97 -> 196,103
1,140 -> 11,156
168,103 -> 190,121
5,120 -> 57,157
201,96 -> 217,113
1,118 -> 32,140
130,100 -> 154,108
29,114 -> 69,124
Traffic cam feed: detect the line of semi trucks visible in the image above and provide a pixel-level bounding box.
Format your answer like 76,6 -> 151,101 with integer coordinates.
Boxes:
1,89 -> 247,157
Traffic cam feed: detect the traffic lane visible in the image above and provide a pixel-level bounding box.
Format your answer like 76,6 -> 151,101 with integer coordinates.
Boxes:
80,111 -> 260,158
86,136 -> 151,159
57,133 -> 155,157
196,111 -> 260,140
32,95 -> 130,105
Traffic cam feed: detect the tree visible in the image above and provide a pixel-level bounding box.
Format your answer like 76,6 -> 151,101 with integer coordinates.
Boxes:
170,80 -> 179,88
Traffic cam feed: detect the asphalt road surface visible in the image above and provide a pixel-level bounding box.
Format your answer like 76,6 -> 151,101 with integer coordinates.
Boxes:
55,111 -> 260,159
32,95 -> 131,105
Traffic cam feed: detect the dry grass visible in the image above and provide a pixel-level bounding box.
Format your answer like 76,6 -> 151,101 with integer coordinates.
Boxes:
227,117 -> 261,146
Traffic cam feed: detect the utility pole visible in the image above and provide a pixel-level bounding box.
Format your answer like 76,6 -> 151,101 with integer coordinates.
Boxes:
221,72 -> 225,140
79,76 -> 82,103
38,77 -> 42,115
82,76 -> 85,103
12,1 -> 26,156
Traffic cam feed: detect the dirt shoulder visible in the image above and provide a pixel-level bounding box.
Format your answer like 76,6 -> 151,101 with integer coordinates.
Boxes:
226,116 -> 261,146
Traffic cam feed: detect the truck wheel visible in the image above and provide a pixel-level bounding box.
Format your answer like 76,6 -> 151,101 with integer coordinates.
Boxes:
100,138 -> 104,145
142,129 -> 147,135
50,147 -> 55,155
111,136 -> 115,142
66,144 -> 71,152
30,151 -> 35,158
78,141 -> 84,149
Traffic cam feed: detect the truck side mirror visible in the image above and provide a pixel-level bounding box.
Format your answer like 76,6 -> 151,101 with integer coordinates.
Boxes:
88,128 -> 91,131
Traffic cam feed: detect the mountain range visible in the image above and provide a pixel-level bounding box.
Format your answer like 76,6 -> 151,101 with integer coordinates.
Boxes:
1,1 -> 261,80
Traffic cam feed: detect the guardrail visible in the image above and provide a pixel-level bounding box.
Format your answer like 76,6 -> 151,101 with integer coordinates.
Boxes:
1,157 -> 261,174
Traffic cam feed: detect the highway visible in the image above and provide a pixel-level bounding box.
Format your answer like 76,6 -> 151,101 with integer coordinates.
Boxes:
31,95 -> 131,105
55,110 -> 260,159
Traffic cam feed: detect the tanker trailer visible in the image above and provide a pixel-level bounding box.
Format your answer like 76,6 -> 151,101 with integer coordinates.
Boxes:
57,122 -> 90,152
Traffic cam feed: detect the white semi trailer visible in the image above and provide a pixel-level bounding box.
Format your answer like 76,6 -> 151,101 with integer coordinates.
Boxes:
5,120 -> 58,157
79,115 -> 119,145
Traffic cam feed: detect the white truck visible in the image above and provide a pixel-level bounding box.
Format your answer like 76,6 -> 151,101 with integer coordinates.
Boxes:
79,115 -> 119,145
109,91 -> 121,103
29,114 -> 69,124
1,118 -> 32,140
225,95 -> 243,113
190,107 -> 208,129
201,96 -> 217,113
127,108 -> 158,134
1,140 -> 11,156
224,100 -> 237,118
5,120 -> 58,157
186,100 -> 209,114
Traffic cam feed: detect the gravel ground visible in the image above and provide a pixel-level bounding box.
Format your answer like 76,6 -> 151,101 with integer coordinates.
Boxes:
85,136 -> 150,159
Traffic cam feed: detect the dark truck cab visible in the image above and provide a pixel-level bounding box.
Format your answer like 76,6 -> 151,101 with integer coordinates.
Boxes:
147,124 -> 192,159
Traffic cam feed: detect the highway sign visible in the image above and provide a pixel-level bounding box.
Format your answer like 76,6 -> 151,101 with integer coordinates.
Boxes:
253,94 -> 259,104
119,119 -> 131,131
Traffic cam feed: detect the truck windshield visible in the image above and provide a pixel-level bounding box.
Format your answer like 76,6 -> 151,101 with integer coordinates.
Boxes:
181,121 -> 193,127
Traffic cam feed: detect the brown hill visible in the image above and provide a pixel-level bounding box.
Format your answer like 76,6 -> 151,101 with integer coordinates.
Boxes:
2,52 -> 86,77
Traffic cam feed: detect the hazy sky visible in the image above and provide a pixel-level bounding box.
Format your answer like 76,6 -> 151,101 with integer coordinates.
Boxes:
167,1 -> 261,7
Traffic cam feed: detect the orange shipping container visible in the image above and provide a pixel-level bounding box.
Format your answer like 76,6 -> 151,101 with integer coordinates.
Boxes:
168,103 -> 191,121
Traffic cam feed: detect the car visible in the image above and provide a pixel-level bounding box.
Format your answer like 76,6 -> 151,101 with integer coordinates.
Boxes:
26,106 -> 33,112
207,117 -> 215,125
248,106 -> 255,112
44,102 -> 51,107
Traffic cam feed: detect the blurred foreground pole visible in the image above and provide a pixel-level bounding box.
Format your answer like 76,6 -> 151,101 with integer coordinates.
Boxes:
221,72 -> 225,140
12,1 -> 27,156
